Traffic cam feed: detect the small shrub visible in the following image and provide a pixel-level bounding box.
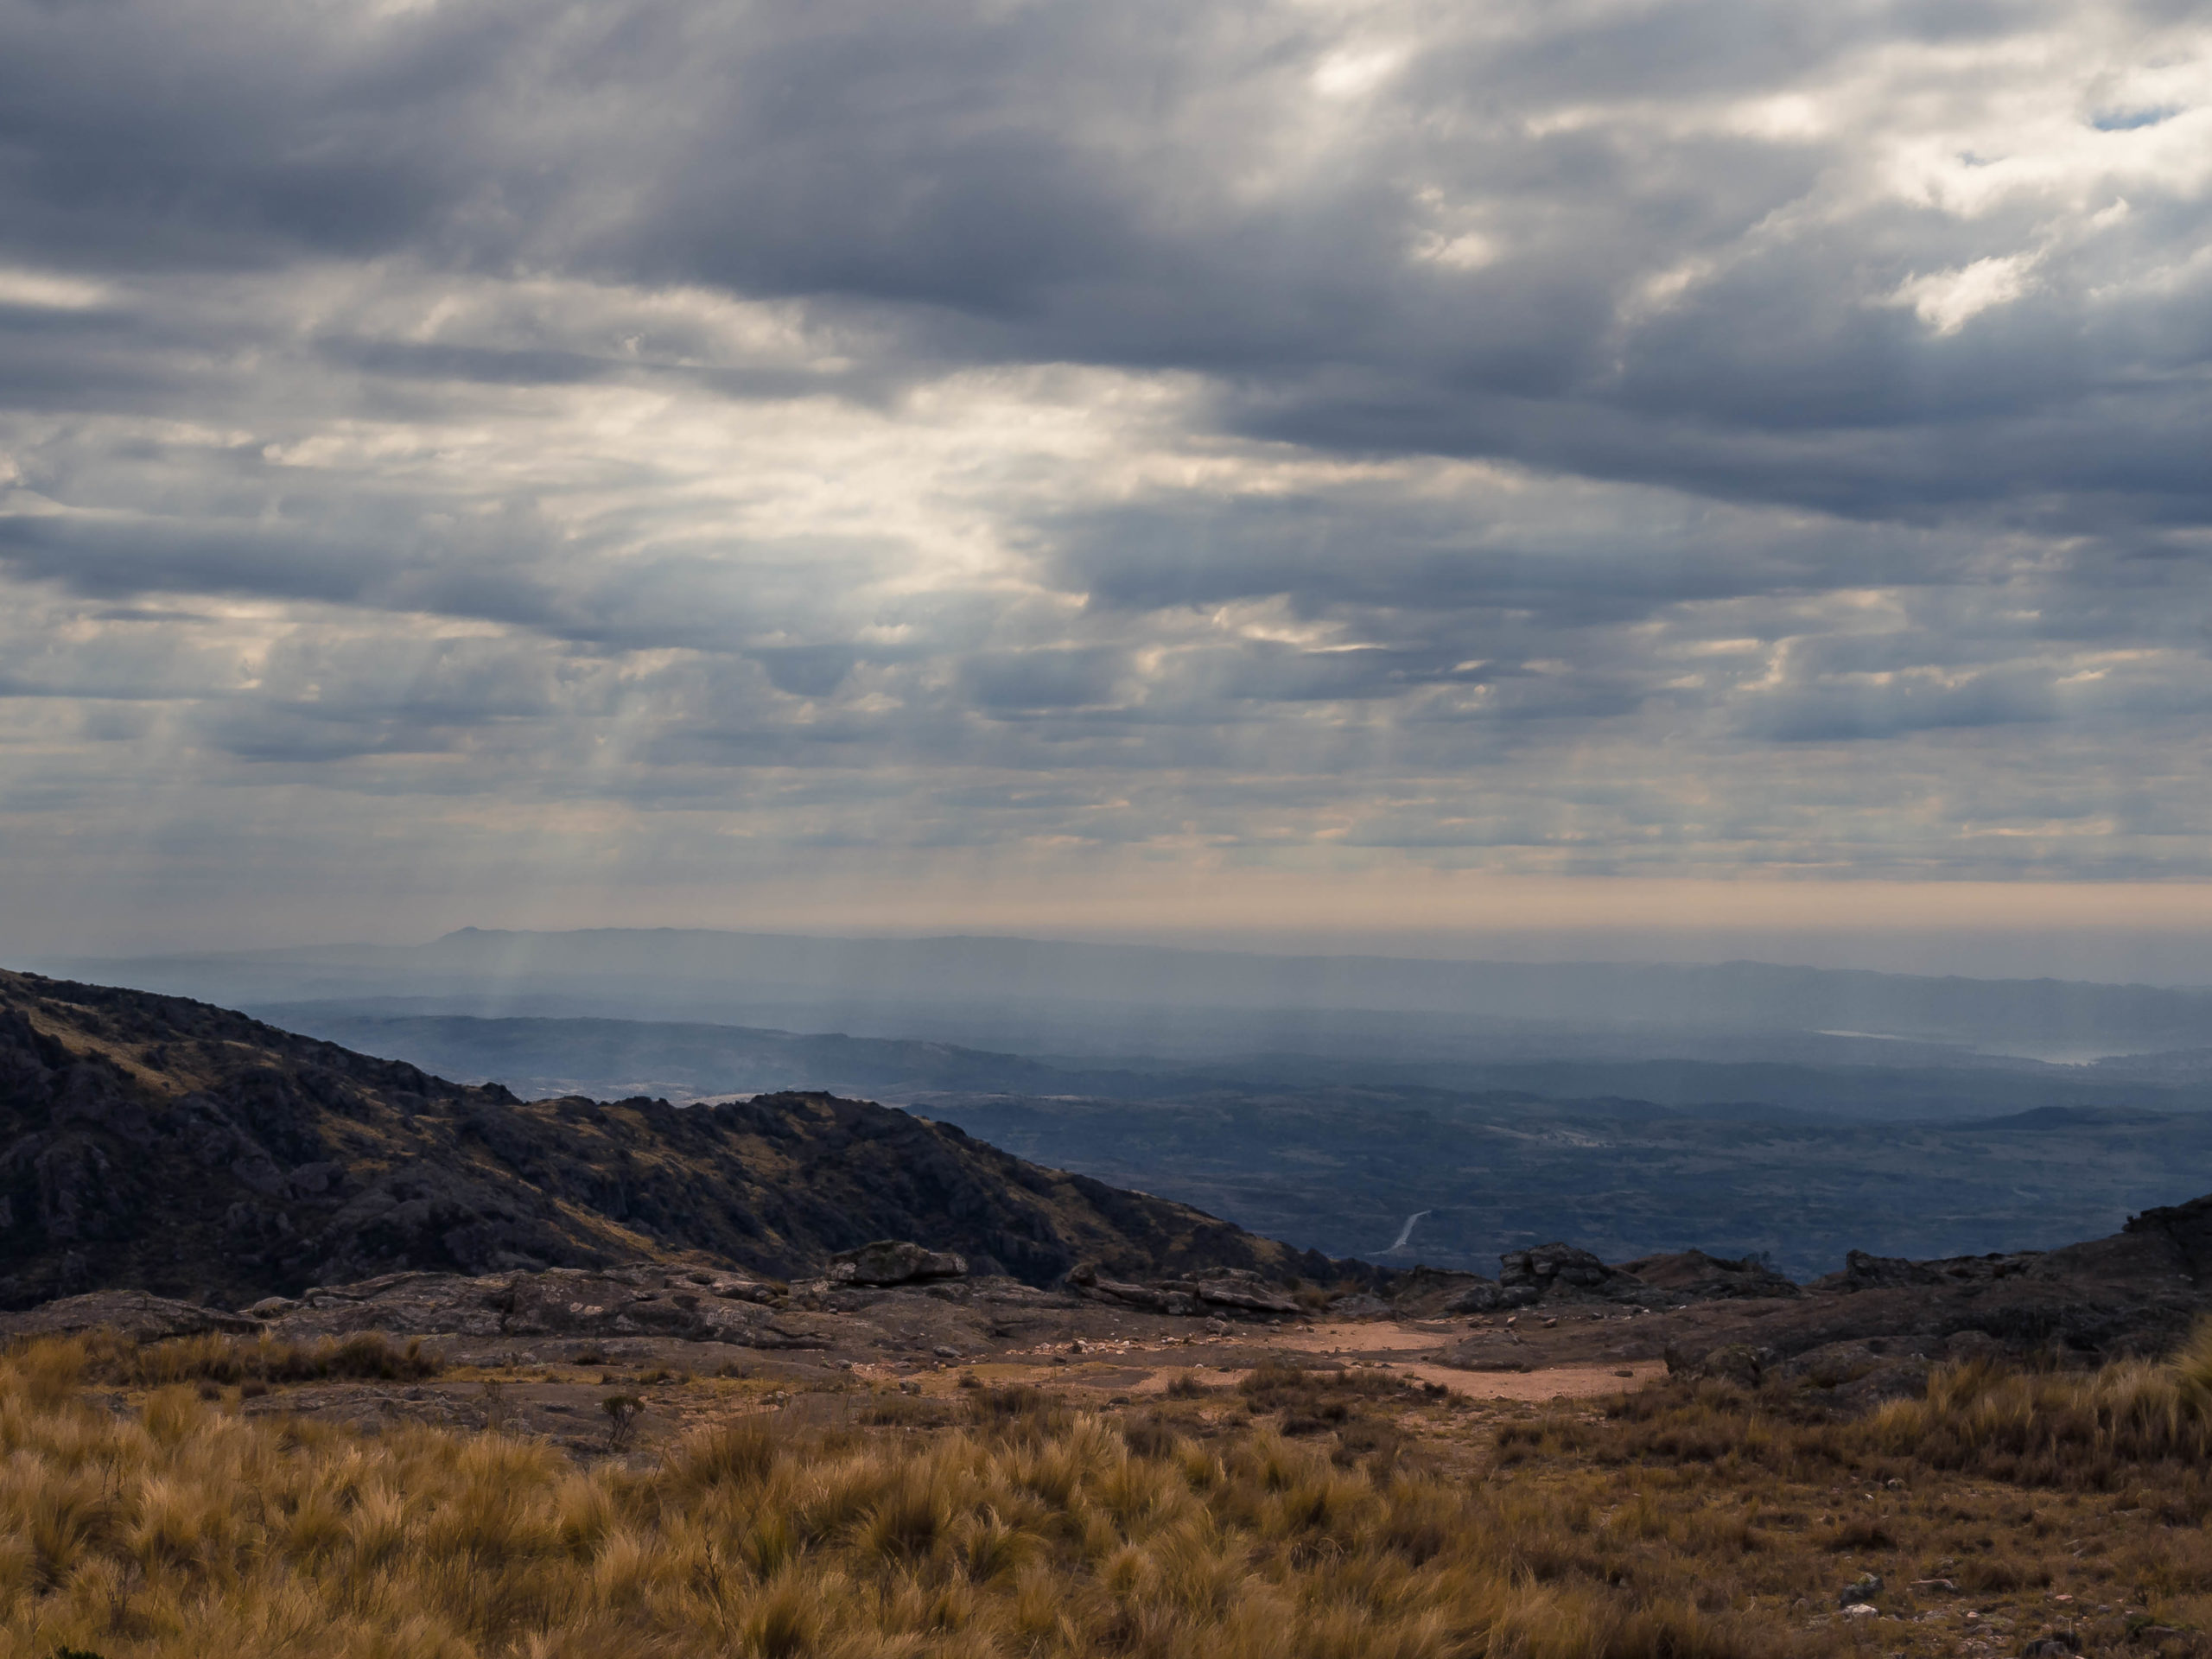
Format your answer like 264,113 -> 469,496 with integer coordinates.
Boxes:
601,1394 -> 643,1451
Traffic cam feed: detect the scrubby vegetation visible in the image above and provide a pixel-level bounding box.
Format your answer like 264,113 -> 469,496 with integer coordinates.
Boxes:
85,1331 -> 442,1390
15,1332 -> 2212,1657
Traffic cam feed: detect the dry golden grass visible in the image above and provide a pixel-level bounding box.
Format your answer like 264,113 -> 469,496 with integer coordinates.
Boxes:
0,1336 -> 1797,1659
16,1328 -> 2212,1658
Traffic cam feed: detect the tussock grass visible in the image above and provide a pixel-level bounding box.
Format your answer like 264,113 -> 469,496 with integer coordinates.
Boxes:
1467,1319 -> 2212,1651
1552,1319 -> 2212,1498
1860,1325 -> 2212,1488
0,1334 -> 1800,1659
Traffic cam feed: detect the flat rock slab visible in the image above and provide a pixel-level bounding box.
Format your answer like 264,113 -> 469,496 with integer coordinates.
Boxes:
0,1290 -> 260,1342
268,1267 -> 816,1347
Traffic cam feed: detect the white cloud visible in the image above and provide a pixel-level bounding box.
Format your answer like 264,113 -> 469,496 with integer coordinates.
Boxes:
1891,253 -> 2037,334
0,267 -> 108,309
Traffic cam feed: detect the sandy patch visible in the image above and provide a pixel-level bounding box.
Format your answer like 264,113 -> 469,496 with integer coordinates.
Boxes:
1392,1360 -> 1664,1401
961,1356 -> 1669,1402
1274,1319 -> 1465,1357
854,1325 -> 1665,1406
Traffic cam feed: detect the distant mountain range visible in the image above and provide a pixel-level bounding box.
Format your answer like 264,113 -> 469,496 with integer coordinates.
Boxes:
41,925 -> 2212,1062
243,1006 -> 2212,1120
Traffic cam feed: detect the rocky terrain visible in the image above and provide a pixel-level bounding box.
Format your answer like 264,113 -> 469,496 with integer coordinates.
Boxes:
12,966 -> 2212,1435
9,1182 -> 2212,1454
0,970 -> 1354,1310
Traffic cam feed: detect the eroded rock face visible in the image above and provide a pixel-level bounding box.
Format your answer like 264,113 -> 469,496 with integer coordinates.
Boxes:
829,1240 -> 966,1286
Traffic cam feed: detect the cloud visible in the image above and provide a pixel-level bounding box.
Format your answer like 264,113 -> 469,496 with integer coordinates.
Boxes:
1,0 -> 2210,945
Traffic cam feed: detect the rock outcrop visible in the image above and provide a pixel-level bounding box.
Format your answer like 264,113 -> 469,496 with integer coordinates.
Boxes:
1497,1243 -> 1664,1306
1068,1264 -> 1304,1318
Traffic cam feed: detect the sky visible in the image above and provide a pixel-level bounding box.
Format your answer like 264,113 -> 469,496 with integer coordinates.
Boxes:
3,0 -> 2212,967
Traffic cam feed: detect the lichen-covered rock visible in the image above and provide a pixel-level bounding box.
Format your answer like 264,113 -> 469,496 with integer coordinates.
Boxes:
1192,1268 -> 1301,1315
1067,1263 -> 1302,1318
0,1289 -> 260,1343
264,1266 -> 828,1348
829,1240 -> 967,1286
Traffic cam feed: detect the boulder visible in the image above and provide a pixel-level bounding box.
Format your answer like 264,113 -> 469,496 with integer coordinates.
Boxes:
1193,1268 -> 1301,1316
1071,1272 -> 1199,1316
828,1240 -> 968,1287
1499,1243 -> 1650,1304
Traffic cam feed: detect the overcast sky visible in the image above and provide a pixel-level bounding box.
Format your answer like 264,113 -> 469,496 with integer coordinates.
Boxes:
3,0 -> 2211,962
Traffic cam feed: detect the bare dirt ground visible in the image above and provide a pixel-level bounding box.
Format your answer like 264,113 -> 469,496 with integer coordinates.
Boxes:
214,1296 -> 1675,1455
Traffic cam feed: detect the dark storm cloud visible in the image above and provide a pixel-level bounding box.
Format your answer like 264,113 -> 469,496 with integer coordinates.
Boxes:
1048,493 -> 1964,623
2,0 -> 2210,903
4,0 -> 2205,521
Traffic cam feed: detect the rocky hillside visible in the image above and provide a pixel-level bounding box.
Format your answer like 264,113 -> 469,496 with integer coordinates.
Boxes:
0,970 -> 1344,1310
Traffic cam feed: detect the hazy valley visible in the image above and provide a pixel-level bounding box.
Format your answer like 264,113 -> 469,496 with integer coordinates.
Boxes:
46,927 -> 2212,1283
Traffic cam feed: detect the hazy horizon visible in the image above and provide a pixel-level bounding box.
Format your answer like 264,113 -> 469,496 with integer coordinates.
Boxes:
37,912 -> 2212,993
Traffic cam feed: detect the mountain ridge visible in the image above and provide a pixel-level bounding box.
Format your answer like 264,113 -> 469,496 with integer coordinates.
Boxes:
0,970 -> 1347,1311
